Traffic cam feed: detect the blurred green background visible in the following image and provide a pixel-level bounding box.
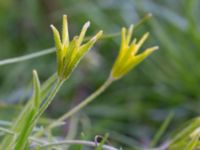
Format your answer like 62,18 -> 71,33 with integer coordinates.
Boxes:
0,0 -> 200,149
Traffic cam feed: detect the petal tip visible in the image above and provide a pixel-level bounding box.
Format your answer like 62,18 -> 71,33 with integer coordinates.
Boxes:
63,14 -> 67,18
145,32 -> 150,37
154,46 -> 159,50
98,30 -> 103,35
150,46 -> 159,51
50,24 -> 55,29
129,24 -> 134,29
83,21 -> 91,29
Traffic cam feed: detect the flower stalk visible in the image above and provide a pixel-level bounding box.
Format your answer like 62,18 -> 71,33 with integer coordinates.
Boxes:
47,76 -> 114,130
38,139 -> 118,150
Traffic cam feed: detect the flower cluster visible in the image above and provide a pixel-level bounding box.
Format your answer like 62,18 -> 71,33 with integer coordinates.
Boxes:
51,15 -> 103,80
111,25 -> 158,80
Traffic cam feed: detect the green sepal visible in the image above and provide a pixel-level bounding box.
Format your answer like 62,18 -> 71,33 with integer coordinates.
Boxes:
50,25 -> 63,77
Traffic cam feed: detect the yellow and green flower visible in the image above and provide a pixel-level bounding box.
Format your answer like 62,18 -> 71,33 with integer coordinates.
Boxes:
111,25 -> 158,80
51,15 -> 103,80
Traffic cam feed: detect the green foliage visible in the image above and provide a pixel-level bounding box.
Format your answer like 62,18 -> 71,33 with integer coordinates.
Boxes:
0,0 -> 200,150
168,117 -> 200,149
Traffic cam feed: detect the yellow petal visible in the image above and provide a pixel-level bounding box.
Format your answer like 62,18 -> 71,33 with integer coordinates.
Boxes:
135,32 -> 149,53
77,21 -> 90,46
129,38 -> 137,55
126,45 -> 158,71
64,36 -> 78,64
62,15 -> 69,47
120,27 -> 127,50
113,46 -> 158,79
78,30 -> 103,57
136,46 -> 159,60
70,30 -> 103,72
50,24 -> 63,76
50,25 -> 62,51
126,24 -> 134,45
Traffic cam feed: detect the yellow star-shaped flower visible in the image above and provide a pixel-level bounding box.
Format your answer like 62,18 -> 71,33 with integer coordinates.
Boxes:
111,25 -> 158,80
51,15 -> 103,80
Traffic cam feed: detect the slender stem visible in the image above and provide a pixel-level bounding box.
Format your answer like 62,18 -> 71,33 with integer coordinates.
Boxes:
0,127 -> 15,135
48,76 -> 114,130
134,13 -> 152,30
38,140 -> 118,150
0,48 -> 55,66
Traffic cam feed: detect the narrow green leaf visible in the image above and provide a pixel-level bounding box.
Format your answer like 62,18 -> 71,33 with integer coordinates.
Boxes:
73,133 -> 87,150
150,111 -> 174,147
0,73 -> 57,149
32,70 -> 41,108
0,47 -> 55,66
169,117 -> 200,148
15,109 -> 36,150
184,134 -> 199,150
0,127 -> 15,136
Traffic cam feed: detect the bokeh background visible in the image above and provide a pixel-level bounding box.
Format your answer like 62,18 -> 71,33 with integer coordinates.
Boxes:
0,0 -> 200,149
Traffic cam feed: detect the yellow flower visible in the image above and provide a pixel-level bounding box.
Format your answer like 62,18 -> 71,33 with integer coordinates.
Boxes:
51,15 -> 103,80
111,25 -> 158,80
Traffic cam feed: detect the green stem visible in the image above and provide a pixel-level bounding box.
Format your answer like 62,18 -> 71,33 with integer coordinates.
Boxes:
48,76 -> 114,130
150,112 -> 174,148
0,127 -> 15,135
0,48 -> 55,66
134,13 -> 152,30
38,140 -> 118,150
